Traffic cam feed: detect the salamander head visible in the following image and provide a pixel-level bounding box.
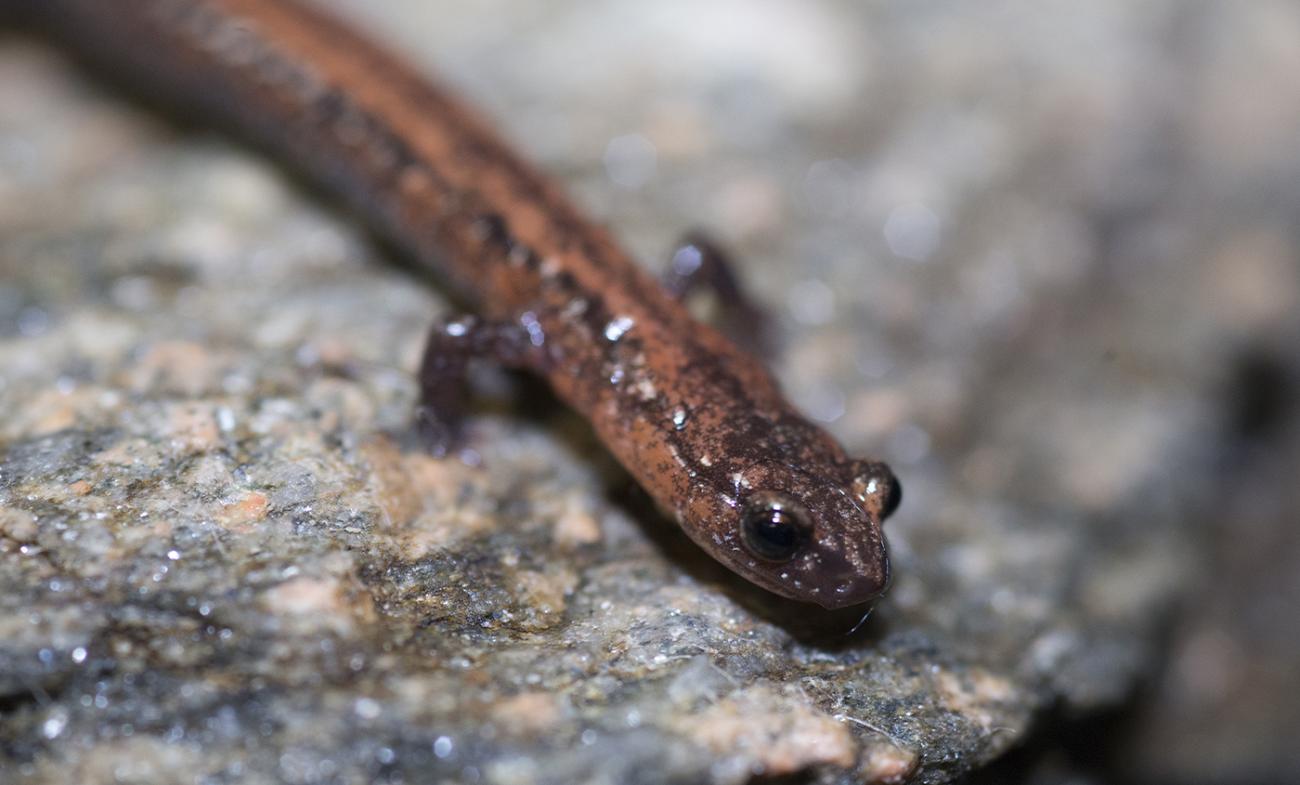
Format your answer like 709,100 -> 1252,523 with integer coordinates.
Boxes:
687,458 -> 900,609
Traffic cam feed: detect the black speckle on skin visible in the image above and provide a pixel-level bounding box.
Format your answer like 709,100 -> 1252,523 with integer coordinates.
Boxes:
553,271 -> 577,292
472,214 -> 513,251
312,88 -> 347,128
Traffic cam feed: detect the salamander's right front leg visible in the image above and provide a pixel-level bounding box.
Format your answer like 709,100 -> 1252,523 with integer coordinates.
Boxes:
417,315 -> 541,457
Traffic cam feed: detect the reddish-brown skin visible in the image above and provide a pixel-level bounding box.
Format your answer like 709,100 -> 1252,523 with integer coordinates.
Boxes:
15,0 -> 899,609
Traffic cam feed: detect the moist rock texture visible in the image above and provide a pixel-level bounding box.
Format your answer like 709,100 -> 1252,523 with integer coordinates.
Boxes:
2,2 -> 1298,784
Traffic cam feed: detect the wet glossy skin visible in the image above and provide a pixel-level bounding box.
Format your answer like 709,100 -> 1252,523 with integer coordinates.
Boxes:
18,0 -> 900,608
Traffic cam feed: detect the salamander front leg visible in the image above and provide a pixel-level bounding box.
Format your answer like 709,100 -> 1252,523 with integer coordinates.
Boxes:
663,231 -> 770,354
416,315 -> 541,457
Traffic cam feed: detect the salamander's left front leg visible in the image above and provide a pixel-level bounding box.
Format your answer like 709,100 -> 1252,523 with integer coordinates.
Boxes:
417,314 -> 543,456
663,231 -> 770,355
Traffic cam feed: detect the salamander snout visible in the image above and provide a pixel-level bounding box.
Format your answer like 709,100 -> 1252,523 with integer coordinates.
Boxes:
719,460 -> 900,609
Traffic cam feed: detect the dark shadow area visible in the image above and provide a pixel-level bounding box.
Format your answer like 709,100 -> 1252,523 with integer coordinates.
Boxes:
1224,346 -> 1294,446
963,697 -> 1147,785
967,339 -> 1300,785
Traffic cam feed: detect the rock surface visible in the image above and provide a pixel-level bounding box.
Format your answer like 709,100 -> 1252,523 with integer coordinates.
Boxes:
2,2 -> 1297,783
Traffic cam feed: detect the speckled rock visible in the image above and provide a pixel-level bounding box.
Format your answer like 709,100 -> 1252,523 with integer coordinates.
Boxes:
2,1 -> 1295,783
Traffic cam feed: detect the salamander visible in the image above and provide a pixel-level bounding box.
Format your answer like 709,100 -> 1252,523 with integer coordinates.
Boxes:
8,0 -> 900,609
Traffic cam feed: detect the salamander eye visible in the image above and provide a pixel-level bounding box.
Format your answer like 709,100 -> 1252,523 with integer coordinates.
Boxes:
882,475 -> 902,519
740,493 -> 810,562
